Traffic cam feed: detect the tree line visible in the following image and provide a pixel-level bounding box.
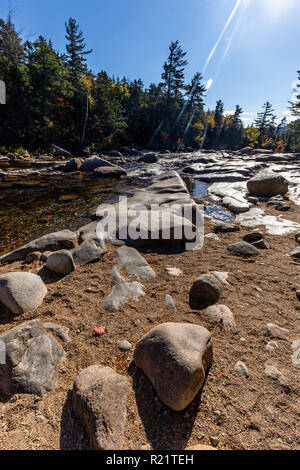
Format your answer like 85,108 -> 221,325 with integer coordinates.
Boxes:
0,12 -> 299,154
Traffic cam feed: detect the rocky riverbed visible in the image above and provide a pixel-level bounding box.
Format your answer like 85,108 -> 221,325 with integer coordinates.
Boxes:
0,149 -> 299,450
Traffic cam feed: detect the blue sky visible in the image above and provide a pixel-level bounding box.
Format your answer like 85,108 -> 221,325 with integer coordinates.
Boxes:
1,0 -> 299,124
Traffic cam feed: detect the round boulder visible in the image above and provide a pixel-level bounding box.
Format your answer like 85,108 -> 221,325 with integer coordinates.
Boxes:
247,169 -> 289,197
189,273 -> 223,309
0,272 -> 47,315
46,249 -> 75,274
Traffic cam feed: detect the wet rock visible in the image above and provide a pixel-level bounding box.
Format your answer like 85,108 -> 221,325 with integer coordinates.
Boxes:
0,272 -> 47,315
247,170 -> 289,197
214,222 -> 240,233
137,153 -> 158,164
118,340 -> 132,351
56,158 -> 82,172
234,361 -> 249,378
205,305 -> 235,330
265,365 -> 288,388
72,365 -> 131,450
25,251 -> 41,263
134,323 -> 213,411
93,165 -> 127,178
0,320 -> 65,397
228,241 -> 259,257
267,323 -> 289,338
0,230 -> 78,264
80,156 -> 114,171
189,274 -> 223,309
72,236 -> 107,265
116,246 -> 155,279
43,322 -> 70,342
46,249 -> 75,274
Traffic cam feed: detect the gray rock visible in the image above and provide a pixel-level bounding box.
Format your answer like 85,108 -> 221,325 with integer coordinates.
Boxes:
93,165 -> 127,178
0,320 -> 65,396
165,294 -> 177,312
265,365 -> 288,388
0,230 -> 78,264
0,272 -> 47,315
72,236 -> 107,265
266,340 -> 278,352
78,221 -> 98,243
228,241 -> 259,257
46,249 -> 75,274
43,322 -> 71,342
276,203 -> 291,212
252,239 -> 270,249
72,365 -> 131,450
106,150 -> 123,157
25,251 -> 41,263
134,322 -> 213,411
116,246 -> 155,279
267,195 -> 284,206
222,196 -> 250,214
289,247 -> 300,258
189,274 -> 223,309
234,361 -> 249,378
118,340 -> 132,351
205,305 -> 235,330
80,156 -> 114,171
247,170 -> 289,197
214,223 -> 240,233
243,232 -> 265,244
137,153 -> 158,164
267,323 -> 289,338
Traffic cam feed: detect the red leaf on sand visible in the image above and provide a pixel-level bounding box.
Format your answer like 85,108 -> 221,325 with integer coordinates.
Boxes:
93,327 -> 105,337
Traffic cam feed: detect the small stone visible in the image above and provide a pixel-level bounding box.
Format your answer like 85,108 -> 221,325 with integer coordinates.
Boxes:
212,410 -> 222,421
266,340 -> 278,352
40,251 -> 52,262
209,271 -> 229,286
252,239 -> 270,250
25,251 -> 41,263
186,444 -> 218,451
165,294 -> 177,312
296,290 -> 300,300
240,337 -> 246,343
243,232 -> 265,244
118,340 -> 132,351
141,444 -> 151,451
289,247 -> 300,258
210,436 -> 219,447
234,361 -> 250,378
267,323 -> 289,338
276,203 -> 291,212
205,233 -> 220,241
265,365 -> 288,388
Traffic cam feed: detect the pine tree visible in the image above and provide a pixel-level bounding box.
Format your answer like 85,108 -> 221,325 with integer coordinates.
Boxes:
254,101 -> 277,144
65,18 -> 92,78
290,70 -> 300,116
161,40 -> 187,112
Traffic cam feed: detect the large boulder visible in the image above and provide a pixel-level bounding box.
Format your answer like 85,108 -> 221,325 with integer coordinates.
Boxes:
134,323 -> 213,411
247,170 -> 289,197
0,272 -> 47,315
189,274 -> 223,309
80,156 -> 115,171
0,230 -> 78,264
72,365 -> 131,450
46,250 -> 75,274
137,153 -> 158,164
0,320 -> 65,396
56,158 -> 82,173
